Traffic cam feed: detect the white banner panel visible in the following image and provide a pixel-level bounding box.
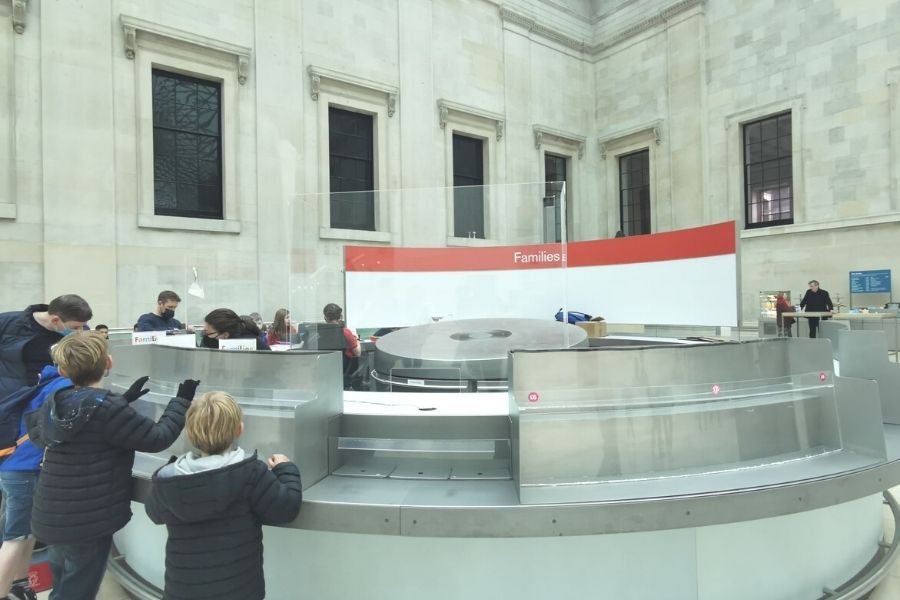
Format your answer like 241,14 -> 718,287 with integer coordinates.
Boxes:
345,222 -> 738,329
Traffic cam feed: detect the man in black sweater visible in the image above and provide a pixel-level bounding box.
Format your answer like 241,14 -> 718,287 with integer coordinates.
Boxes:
799,279 -> 834,338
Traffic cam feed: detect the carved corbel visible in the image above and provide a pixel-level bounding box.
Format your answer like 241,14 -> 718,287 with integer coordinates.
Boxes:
387,93 -> 397,117
599,142 -> 608,160
577,142 -> 585,159
496,120 -> 504,141
438,102 -> 448,129
123,23 -> 136,59
237,55 -> 249,85
653,126 -> 661,145
533,129 -> 543,150
308,67 -> 320,101
11,0 -> 26,34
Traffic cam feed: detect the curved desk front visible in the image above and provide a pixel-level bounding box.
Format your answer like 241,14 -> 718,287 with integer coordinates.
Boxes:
107,339 -> 900,600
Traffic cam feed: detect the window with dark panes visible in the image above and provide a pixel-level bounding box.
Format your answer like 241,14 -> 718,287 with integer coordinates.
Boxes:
452,134 -> 485,239
619,149 -> 650,235
329,107 -> 375,231
544,153 -> 567,243
152,70 -> 222,219
744,112 -> 792,228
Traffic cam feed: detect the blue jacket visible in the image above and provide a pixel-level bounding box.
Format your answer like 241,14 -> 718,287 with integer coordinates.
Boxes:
1,365 -> 71,472
137,312 -> 184,332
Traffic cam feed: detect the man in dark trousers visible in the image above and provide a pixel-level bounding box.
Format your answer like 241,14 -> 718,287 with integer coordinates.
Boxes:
799,279 -> 834,338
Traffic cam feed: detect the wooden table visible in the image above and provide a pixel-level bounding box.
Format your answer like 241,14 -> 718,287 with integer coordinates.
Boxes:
781,311 -> 834,337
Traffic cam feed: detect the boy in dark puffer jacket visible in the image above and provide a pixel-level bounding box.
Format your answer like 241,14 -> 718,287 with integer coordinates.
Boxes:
145,391 -> 302,600
25,332 -> 198,600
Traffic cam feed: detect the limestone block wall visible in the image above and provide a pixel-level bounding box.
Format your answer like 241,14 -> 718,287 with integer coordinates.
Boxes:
1,0 -> 899,329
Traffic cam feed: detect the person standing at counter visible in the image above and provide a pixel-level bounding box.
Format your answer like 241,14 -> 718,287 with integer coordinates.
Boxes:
24,333 -> 199,600
799,279 -> 834,338
775,293 -> 795,337
145,391 -> 302,600
201,309 -> 270,350
137,290 -> 185,332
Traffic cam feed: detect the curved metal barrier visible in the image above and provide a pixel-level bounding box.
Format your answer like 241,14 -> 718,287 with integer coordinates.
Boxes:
819,490 -> 900,600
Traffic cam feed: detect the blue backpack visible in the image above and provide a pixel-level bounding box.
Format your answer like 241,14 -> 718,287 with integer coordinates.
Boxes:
555,309 -> 593,324
0,374 -> 58,461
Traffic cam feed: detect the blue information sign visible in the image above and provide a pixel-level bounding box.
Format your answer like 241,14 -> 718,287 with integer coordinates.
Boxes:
849,269 -> 892,294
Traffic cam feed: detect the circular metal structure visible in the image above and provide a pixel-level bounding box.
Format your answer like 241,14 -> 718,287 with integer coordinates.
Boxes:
372,318 -> 588,392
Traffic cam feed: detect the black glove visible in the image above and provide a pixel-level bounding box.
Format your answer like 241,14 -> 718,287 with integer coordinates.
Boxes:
122,376 -> 150,403
177,379 -> 201,402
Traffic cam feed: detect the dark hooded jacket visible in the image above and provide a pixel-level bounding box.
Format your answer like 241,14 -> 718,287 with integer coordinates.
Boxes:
25,386 -> 189,544
0,304 -> 63,400
145,451 -> 302,600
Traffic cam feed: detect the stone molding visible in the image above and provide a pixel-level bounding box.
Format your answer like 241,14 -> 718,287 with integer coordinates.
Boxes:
119,15 -> 251,84
10,0 -> 26,34
499,0 -> 705,58
307,65 -> 398,117
499,6 -> 586,52
598,120 -> 663,159
533,124 -> 586,159
437,99 -> 505,140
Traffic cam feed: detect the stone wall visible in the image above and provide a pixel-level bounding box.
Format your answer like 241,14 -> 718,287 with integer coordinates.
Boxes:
1,0 -> 899,328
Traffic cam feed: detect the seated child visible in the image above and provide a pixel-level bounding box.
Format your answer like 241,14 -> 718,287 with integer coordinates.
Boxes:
25,332 -> 197,600
145,391 -> 302,600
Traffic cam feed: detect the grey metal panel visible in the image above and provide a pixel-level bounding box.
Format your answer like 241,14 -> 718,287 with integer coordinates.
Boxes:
837,329 -> 900,424
110,344 -> 343,490
820,320 -> 850,359
834,377 -> 888,459
508,338 -> 875,504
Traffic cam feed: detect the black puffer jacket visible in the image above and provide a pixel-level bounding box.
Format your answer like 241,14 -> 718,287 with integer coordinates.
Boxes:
145,453 -> 302,600
25,386 -> 189,544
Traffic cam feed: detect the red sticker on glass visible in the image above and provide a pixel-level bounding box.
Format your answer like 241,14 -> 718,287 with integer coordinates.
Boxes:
819,372 -> 827,382
527,392 -> 539,403
711,384 -> 721,395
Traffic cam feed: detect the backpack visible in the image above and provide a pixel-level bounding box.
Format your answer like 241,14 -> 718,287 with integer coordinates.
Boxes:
0,375 -> 57,460
555,309 -> 592,324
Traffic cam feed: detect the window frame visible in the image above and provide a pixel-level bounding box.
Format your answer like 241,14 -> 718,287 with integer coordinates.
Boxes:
452,132 -> 486,239
134,43 -> 241,233
618,148 -> 651,236
328,106 -> 376,232
742,111 -> 794,229
151,68 -> 224,220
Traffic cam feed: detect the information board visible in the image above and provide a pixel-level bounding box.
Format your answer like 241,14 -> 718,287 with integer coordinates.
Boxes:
849,270 -> 891,294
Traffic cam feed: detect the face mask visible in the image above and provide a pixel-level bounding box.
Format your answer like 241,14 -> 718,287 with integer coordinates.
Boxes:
162,309 -> 175,320
60,327 -> 75,337
200,334 -> 219,349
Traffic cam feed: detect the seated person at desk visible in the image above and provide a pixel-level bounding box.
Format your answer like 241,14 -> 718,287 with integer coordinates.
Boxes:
322,303 -> 361,359
137,290 -> 185,331
323,303 -> 361,390
799,279 -> 834,338
201,309 -> 270,350
266,308 -> 296,346
775,294 -> 794,337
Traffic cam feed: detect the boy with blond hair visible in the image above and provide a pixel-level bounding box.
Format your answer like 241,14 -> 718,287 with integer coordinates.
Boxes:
146,391 -> 302,600
25,332 -> 198,600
